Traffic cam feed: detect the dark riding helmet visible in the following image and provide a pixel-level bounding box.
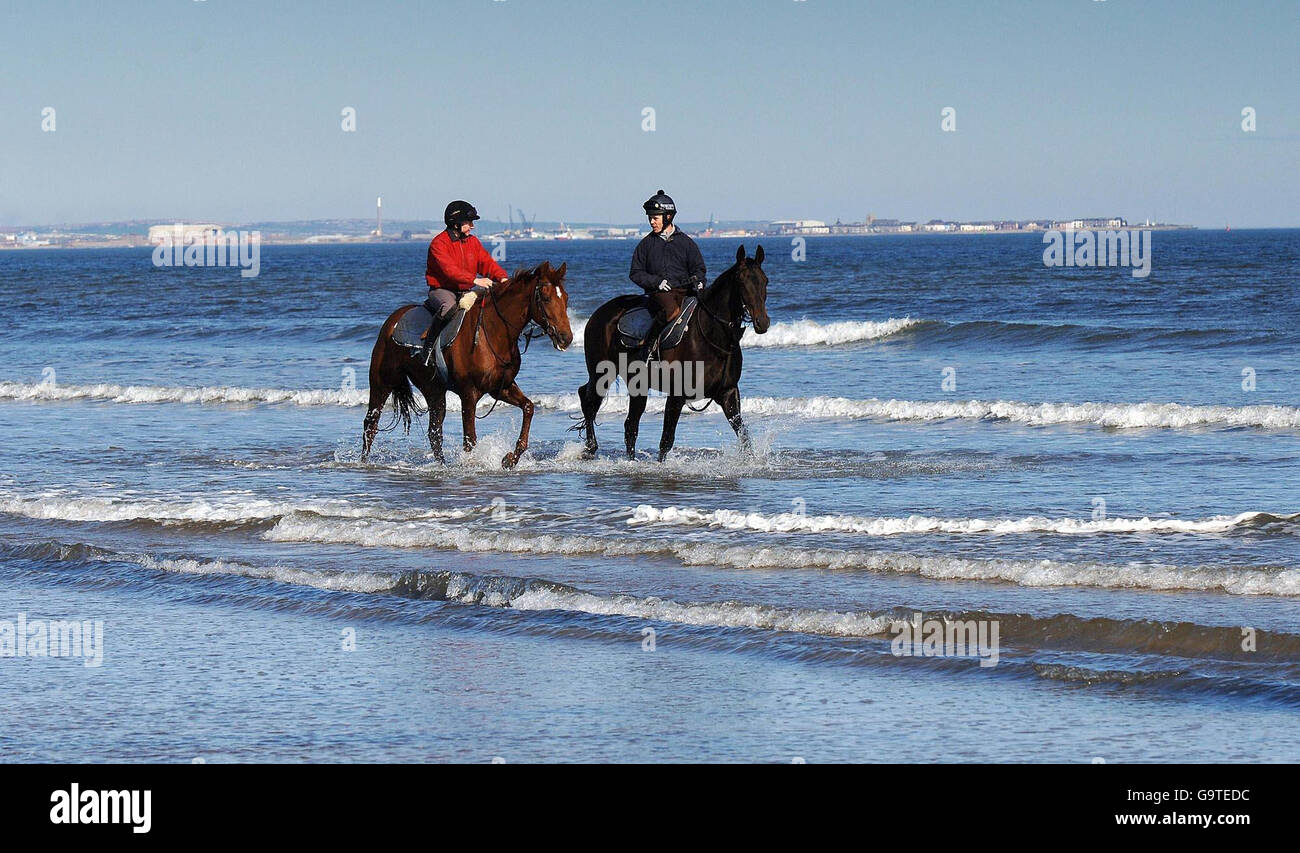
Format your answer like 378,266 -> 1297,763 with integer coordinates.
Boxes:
444,200 -> 481,230
642,189 -> 676,223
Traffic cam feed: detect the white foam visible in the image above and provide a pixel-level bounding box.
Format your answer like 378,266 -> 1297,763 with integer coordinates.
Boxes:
732,397 -> 1300,430
742,317 -> 924,347
137,554 -> 397,593
263,515 -> 1300,596
0,491 -> 476,526
0,380 -> 371,408
506,586 -> 896,637
628,505 -> 1297,536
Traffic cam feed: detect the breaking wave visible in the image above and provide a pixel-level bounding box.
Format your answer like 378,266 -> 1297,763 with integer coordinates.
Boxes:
0,491 -> 479,528
0,380 -> 369,408
6,379 -> 1297,431
628,505 -> 1300,536
10,536 -> 1300,666
261,514 -> 1300,596
10,484 -> 1293,549
567,315 -> 925,349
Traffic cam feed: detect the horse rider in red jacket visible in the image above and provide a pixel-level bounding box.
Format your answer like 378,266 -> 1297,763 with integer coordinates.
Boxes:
421,200 -> 509,360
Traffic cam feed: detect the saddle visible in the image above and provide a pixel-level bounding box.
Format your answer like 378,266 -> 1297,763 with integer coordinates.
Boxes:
617,296 -> 698,356
391,304 -> 468,384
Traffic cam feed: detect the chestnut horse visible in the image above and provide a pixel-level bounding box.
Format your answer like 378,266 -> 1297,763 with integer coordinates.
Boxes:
362,262 -> 573,467
576,245 -> 770,461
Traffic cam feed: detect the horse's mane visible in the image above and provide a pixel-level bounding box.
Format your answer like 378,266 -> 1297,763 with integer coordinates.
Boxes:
701,261 -> 737,301
488,266 -> 535,297
504,263 -> 553,286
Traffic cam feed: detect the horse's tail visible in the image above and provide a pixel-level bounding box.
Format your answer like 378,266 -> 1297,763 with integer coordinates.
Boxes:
390,373 -> 419,435
566,412 -> 589,437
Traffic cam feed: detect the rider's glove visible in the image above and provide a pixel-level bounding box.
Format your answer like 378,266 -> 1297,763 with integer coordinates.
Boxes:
691,276 -> 705,292
657,280 -> 672,292
458,289 -> 481,311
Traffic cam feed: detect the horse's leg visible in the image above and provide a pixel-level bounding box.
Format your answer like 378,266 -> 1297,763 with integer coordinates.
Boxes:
362,382 -> 388,461
718,386 -> 752,455
458,387 -> 482,453
577,380 -> 604,459
493,381 -> 534,469
409,371 -> 447,463
624,393 -> 648,459
657,395 -> 686,462
362,344 -> 400,460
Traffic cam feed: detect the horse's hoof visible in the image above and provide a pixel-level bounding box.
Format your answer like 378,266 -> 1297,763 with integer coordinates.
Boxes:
580,448 -> 596,460
501,452 -> 517,469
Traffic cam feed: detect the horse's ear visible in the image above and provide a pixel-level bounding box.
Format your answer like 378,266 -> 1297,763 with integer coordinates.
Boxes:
736,244 -> 746,264
554,261 -> 567,279
537,261 -> 551,275
754,245 -> 764,265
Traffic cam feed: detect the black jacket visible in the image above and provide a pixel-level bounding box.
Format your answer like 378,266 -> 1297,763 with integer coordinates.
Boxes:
629,228 -> 707,293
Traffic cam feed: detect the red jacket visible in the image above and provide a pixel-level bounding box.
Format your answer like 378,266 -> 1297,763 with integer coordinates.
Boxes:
425,230 -> 508,292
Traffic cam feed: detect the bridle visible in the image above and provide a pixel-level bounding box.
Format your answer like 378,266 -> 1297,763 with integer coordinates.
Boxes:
522,278 -> 565,352
695,268 -> 757,356
475,273 -> 563,366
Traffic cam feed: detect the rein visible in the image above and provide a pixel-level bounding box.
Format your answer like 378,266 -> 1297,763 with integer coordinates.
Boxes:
469,275 -> 559,420
683,272 -> 752,413
694,275 -> 748,356
477,275 -> 554,367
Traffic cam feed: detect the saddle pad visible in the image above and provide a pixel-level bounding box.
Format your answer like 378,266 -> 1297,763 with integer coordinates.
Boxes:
617,297 -> 698,349
616,305 -> 655,344
392,305 -> 466,350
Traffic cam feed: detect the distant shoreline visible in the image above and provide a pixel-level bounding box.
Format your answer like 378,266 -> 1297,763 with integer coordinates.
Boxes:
0,224 -> 1243,252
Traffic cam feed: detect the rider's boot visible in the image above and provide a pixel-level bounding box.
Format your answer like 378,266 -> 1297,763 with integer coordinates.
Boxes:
636,317 -> 663,364
419,311 -> 449,368
643,305 -> 682,362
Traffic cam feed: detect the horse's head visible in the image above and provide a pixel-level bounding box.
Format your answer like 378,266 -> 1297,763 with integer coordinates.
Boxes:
528,261 -> 574,350
732,244 -> 770,333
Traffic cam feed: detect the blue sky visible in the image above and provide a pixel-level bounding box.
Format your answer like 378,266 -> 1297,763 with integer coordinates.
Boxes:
2,0 -> 1296,227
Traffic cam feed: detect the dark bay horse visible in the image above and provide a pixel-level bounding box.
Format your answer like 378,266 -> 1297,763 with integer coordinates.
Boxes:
363,262 -> 573,468
576,244 -> 769,461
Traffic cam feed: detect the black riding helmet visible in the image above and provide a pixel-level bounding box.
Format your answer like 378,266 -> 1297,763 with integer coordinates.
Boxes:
642,189 -> 676,223
444,200 -> 480,231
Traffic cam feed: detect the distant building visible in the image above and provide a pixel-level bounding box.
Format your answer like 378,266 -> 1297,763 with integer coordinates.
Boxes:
769,219 -> 830,235
148,223 -> 221,244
